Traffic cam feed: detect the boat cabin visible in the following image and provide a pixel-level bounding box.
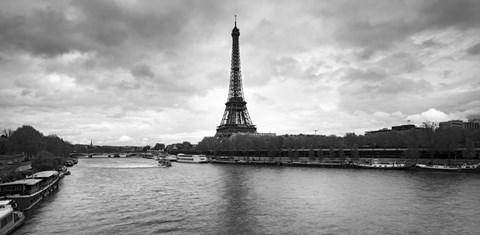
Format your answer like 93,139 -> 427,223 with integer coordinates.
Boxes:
0,179 -> 43,197
0,199 -> 24,234
32,171 -> 59,188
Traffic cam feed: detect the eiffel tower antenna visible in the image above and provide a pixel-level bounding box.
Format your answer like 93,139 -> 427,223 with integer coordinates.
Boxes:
216,16 -> 256,137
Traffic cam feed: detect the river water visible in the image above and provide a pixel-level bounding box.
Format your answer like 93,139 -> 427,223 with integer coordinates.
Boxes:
14,157 -> 480,234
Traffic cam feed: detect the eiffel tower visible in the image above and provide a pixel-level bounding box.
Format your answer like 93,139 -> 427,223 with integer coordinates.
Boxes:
216,16 -> 257,137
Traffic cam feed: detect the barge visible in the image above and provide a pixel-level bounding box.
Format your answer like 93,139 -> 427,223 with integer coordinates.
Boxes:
0,171 -> 61,211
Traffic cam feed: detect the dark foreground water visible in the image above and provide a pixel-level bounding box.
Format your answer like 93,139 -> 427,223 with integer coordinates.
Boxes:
14,157 -> 480,235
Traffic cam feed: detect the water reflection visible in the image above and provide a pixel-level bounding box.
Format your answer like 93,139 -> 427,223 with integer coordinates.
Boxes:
217,165 -> 259,234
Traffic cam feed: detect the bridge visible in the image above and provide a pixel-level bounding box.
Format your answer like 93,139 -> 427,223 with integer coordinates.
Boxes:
69,152 -> 157,158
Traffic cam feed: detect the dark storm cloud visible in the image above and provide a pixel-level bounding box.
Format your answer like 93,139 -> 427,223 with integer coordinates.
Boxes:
0,8 -> 87,57
420,39 -> 440,48
418,0 -> 480,29
131,64 -> 155,79
0,0 -> 230,59
334,0 -> 480,53
336,19 -> 415,53
466,42 -> 480,55
71,0 -> 184,49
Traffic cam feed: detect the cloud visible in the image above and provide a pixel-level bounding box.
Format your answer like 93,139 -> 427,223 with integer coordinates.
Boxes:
1,0 -> 479,145
466,42 -> 480,55
332,0 -> 480,55
340,68 -> 387,82
418,0 -> 480,29
131,64 -> 155,79
406,108 -> 454,123
118,135 -> 134,142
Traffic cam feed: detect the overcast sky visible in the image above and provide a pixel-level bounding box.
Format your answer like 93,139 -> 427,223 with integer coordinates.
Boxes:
1,0 -> 480,146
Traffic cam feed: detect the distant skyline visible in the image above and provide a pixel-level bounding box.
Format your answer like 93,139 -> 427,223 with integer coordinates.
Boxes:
1,0 -> 480,146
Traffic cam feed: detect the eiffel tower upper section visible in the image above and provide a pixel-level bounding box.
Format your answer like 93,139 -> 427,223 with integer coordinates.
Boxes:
216,17 -> 257,137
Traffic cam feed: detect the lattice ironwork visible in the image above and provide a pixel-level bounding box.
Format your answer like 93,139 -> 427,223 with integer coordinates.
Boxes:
216,17 -> 256,137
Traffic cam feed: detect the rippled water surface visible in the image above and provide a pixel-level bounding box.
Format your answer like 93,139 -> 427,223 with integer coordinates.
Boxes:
14,158 -> 480,234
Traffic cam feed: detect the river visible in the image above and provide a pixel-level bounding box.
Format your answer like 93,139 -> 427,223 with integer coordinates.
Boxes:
14,157 -> 480,234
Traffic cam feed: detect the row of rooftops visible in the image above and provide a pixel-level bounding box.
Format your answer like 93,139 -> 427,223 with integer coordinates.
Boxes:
366,119 -> 480,135
365,124 -> 422,135
439,119 -> 480,131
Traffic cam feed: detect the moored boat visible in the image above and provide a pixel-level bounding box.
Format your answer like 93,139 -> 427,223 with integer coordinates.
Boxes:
166,155 -> 177,162
64,160 -> 74,167
0,171 -> 61,211
415,163 -> 480,172
458,163 -> 480,172
56,166 -> 70,178
158,159 -> 172,167
0,199 -> 25,235
353,159 -> 406,170
176,154 -> 208,163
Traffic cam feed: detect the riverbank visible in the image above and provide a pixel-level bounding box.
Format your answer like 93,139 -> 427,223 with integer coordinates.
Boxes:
209,156 -> 480,172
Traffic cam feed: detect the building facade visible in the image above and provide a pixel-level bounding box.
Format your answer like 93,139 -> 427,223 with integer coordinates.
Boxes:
439,120 -> 480,131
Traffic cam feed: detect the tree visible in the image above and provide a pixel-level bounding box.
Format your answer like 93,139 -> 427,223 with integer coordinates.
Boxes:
182,141 -> 193,150
463,138 -> 476,160
267,150 -> 275,162
351,144 -> 359,161
142,145 -> 151,152
435,128 -> 461,163
308,147 -> 315,162
45,134 -> 72,156
317,149 -> 324,162
404,148 -> 421,163
197,137 -> 216,153
0,136 -> 7,154
293,149 -> 299,162
329,146 -> 335,158
152,143 -> 165,151
338,146 -> 345,160
344,132 -> 358,148
31,151 -> 64,172
9,125 -> 46,155
422,121 -> 438,160
2,129 -> 12,138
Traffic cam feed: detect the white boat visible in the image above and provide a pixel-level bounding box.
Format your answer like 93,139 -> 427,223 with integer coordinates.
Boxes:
0,200 -> 25,235
176,154 -> 208,163
459,163 -> 480,171
354,162 -> 406,169
166,155 -> 177,162
416,163 -> 479,172
353,159 -> 406,169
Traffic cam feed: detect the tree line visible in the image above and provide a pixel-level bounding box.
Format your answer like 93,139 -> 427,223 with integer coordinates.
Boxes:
1,125 -> 73,174
196,124 -> 480,159
1,125 -> 73,156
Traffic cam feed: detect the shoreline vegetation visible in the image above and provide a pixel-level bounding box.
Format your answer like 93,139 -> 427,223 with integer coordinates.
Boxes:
1,125 -> 72,183
1,123 -> 480,181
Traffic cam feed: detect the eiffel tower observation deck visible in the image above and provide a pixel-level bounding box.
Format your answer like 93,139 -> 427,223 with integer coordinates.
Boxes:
216,16 -> 257,137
